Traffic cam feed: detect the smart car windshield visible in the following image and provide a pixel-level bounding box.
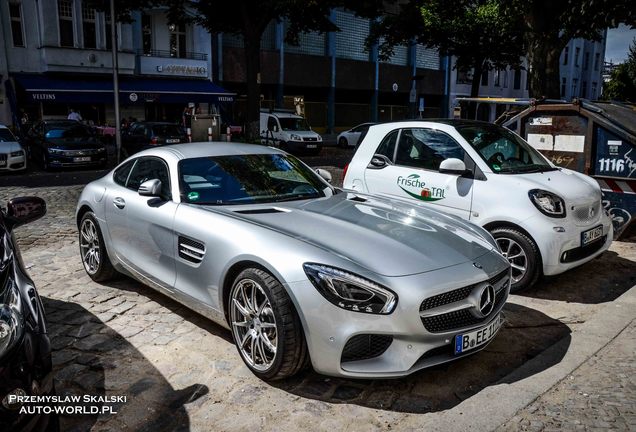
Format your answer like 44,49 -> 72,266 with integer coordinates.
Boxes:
278,117 -> 310,131
456,124 -> 557,174
179,153 -> 329,205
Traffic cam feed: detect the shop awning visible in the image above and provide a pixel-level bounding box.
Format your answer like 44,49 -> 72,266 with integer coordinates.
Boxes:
12,74 -> 235,104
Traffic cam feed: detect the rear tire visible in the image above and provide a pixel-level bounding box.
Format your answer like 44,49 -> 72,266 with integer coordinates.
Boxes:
338,137 -> 348,148
229,268 -> 308,380
79,212 -> 117,282
490,227 -> 541,292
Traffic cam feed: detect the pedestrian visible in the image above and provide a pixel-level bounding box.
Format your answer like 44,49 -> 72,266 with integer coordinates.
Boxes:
68,108 -> 82,121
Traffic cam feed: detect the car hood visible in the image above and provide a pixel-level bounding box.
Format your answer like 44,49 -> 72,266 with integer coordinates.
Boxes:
46,138 -> 103,150
216,193 -> 497,277
0,141 -> 23,153
507,168 -> 601,204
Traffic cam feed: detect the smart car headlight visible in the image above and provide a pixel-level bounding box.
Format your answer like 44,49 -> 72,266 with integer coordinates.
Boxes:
303,263 -> 397,314
528,189 -> 566,218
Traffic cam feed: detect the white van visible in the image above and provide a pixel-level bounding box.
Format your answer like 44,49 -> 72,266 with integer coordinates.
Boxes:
260,110 -> 322,153
343,120 -> 613,291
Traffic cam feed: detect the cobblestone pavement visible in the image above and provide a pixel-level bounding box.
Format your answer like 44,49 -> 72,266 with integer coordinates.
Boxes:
499,320 -> 636,431
1,176 -> 635,431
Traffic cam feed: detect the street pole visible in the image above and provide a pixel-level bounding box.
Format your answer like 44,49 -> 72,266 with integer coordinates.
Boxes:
110,0 -> 121,164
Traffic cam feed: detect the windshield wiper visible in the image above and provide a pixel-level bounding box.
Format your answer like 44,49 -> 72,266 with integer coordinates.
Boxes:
272,193 -> 320,203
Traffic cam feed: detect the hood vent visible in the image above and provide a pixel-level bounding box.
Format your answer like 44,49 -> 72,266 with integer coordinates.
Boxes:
348,195 -> 368,202
178,236 -> 205,264
234,208 -> 287,215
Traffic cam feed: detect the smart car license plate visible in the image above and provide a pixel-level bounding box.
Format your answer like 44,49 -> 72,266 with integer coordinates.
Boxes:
581,225 -> 603,246
454,314 -> 501,355
166,139 -> 180,143
73,157 -> 91,162
306,144 -> 317,149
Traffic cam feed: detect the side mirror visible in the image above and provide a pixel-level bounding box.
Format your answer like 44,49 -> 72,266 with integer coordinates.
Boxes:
138,179 -> 162,197
272,125 -> 279,132
315,168 -> 332,183
439,158 -> 468,175
367,154 -> 391,169
5,196 -> 46,229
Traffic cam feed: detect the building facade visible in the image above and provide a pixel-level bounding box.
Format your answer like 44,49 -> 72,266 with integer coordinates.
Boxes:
0,0 -> 232,130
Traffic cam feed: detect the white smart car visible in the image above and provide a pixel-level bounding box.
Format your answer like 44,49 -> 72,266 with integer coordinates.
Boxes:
343,120 -> 613,291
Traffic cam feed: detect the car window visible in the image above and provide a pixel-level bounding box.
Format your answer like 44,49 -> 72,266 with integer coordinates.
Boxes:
113,160 -> 135,187
126,157 -> 171,198
0,129 -> 17,142
152,125 -> 183,136
267,117 -> 277,131
374,130 -> 399,160
395,128 -> 465,171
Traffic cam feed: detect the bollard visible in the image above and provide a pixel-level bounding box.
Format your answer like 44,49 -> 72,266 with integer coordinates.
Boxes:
207,127 -> 213,142
226,126 -> 231,142
187,128 -> 192,143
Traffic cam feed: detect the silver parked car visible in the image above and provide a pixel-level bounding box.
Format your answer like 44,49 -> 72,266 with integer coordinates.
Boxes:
76,143 -> 510,380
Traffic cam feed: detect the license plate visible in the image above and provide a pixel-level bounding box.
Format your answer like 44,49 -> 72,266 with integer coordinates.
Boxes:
454,314 -> 501,355
166,139 -> 180,143
73,157 -> 91,162
581,225 -> 603,246
306,144 -> 317,149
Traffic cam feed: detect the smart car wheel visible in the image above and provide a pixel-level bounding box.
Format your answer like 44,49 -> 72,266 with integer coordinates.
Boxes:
79,212 -> 116,282
229,268 -> 308,380
491,227 -> 541,292
338,137 -> 348,148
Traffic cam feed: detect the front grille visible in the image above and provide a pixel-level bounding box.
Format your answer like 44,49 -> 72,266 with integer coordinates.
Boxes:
61,149 -> 102,156
0,154 -> 7,163
341,334 -> 393,362
178,236 -> 205,264
561,235 -> 607,263
302,137 -> 318,142
419,269 -> 509,333
572,201 -> 601,225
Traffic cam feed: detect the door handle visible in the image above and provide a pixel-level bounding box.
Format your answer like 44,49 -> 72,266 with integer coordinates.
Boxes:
113,197 -> 126,209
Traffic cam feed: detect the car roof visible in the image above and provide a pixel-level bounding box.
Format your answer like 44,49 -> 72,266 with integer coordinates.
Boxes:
376,118 -> 495,127
137,142 -> 283,160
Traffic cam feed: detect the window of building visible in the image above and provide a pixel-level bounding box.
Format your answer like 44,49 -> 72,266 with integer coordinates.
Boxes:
571,78 -> 578,96
563,46 -> 569,65
574,47 -> 580,66
591,82 -> 597,99
82,7 -> 96,49
594,53 -> 600,71
456,69 -> 473,85
481,69 -> 488,86
58,0 -> 74,47
169,22 -> 186,58
584,52 -> 590,70
526,72 -> 529,90
514,69 -> 521,90
561,77 -> 567,97
503,70 -> 508,88
142,14 -> 152,54
105,10 -> 112,50
494,70 -> 500,87
9,2 -> 25,47
581,81 -> 587,98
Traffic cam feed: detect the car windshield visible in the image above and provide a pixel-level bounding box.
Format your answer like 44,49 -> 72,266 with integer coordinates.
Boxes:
179,153 -> 328,205
152,125 -> 183,136
279,117 -> 310,131
0,129 -> 17,142
456,124 -> 557,173
46,124 -> 94,139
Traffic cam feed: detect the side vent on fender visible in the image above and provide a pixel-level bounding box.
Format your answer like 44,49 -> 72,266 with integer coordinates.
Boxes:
178,236 -> 205,264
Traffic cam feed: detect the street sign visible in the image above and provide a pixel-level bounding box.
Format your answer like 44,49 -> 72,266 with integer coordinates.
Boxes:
409,88 -> 417,103
419,97 -> 425,112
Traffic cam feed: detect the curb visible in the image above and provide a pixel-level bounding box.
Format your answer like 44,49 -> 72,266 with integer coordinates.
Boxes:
411,284 -> 636,431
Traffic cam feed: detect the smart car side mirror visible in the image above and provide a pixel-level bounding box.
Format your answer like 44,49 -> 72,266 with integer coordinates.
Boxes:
138,179 -> 162,197
439,158 -> 468,175
5,196 -> 47,230
315,168 -> 332,183
367,154 -> 391,169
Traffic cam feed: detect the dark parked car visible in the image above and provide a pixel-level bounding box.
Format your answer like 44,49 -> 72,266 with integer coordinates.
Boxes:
121,122 -> 187,158
25,120 -> 106,170
0,197 -> 58,431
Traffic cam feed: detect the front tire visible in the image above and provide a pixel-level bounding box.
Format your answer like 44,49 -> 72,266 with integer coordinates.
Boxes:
79,212 -> 117,282
229,268 -> 308,380
490,227 -> 541,292
338,137 -> 348,148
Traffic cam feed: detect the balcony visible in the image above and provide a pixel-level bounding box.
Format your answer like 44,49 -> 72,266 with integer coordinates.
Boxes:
137,50 -> 207,61
137,50 -> 210,79
40,47 -> 136,75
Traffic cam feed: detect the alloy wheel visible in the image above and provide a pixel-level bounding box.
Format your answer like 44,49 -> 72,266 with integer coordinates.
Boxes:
80,218 -> 101,274
230,278 -> 278,371
496,237 -> 527,284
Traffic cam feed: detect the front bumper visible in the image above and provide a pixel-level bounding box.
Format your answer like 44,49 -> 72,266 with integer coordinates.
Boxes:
288,254 -> 509,378
524,211 -> 613,276
0,153 -> 27,171
284,140 -> 322,152
47,153 -> 106,168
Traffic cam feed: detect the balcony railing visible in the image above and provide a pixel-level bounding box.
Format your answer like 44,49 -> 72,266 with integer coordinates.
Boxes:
137,49 -> 207,61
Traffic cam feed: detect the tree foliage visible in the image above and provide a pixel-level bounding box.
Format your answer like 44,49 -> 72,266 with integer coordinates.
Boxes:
369,0 -> 526,97
603,39 -> 636,102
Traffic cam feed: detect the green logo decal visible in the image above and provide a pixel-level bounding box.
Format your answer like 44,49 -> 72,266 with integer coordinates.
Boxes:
492,164 -> 501,171
187,191 -> 200,201
396,174 -> 446,202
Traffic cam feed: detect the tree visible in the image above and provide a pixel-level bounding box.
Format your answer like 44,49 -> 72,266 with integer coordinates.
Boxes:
603,39 -> 636,102
505,0 -> 636,98
369,0 -> 526,98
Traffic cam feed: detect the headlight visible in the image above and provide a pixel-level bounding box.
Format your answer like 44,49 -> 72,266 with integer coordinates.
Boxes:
290,134 -> 302,141
303,263 -> 397,314
10,150 -> 25,157
528,189 -> 566,218
96,147 -> 106,153
317,136 -> 322,141
0,283 -> 25,358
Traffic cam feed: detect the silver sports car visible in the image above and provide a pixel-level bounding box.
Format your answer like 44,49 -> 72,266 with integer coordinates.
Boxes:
76,143 -> 510,380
